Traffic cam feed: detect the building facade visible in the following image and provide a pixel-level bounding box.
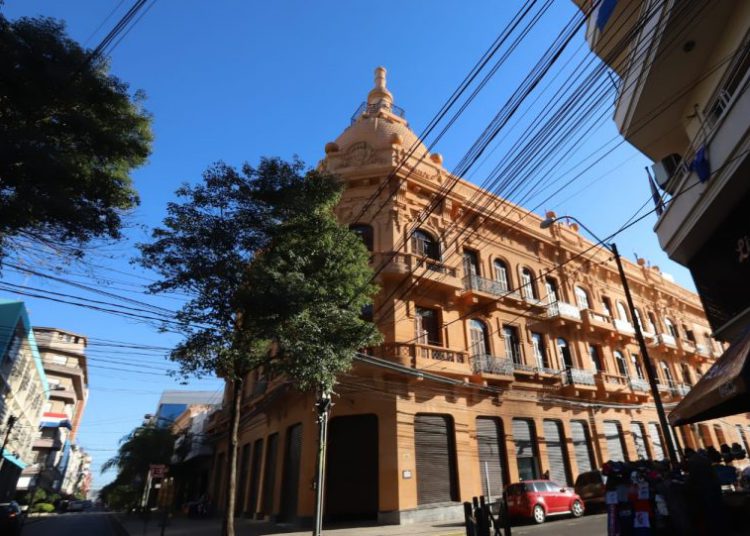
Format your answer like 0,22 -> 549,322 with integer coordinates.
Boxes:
0,301 -> 49,501
571,0 -> 750,343
152,390 -> 221,426
17,327 -> 89,496
208,69 -> 750,525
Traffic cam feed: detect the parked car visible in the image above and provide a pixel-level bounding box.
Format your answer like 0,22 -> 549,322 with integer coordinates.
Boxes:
574,470 -> 607,511
67,500 -> 88,512
0,501 -> 24,535
505,480 -> 584,524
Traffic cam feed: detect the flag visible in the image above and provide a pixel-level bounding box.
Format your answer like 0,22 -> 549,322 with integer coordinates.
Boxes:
690,145 -> 711,183
597,0 -> 618,31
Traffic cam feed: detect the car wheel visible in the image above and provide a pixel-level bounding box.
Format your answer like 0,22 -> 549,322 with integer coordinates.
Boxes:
532,504 -> 546,524
571,500 -> 584,518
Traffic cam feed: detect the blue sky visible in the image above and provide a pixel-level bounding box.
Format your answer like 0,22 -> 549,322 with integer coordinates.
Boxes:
2,0 -> 695,490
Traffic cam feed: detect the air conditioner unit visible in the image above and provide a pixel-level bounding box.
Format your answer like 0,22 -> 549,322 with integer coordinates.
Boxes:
651,153 -> 683,194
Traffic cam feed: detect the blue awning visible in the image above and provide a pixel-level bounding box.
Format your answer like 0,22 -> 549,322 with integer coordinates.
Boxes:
2,451 -> 27,469
40,419 -> 73,430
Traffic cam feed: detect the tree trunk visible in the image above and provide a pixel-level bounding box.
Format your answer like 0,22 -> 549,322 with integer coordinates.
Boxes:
222,378 -> 243,536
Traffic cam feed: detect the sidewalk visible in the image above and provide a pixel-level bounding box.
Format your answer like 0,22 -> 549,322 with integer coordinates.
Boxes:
116,514 -> 465,536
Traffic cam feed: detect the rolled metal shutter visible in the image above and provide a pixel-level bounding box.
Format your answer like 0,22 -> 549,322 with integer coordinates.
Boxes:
570,420 -> 594,475
247,438 -> 264,516
236,443 -> 251,514
260,433 -> 279,516
280,423 -> 303,521
648,422 -> 665,460
543,420 -> 571,485
631,422 -> 649,460
603,421 -> 626,462
513,418 -> 539,480
414,414 -> 457,505
476,417 -> 506,499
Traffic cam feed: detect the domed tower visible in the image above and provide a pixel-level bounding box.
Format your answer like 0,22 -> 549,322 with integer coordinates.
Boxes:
324,68 -> 446,246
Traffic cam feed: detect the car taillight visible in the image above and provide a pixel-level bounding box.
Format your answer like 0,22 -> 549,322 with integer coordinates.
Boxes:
8,512 -> 16,518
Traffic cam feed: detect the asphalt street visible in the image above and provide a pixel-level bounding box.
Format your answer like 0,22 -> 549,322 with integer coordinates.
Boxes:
505,513 -> 607,536
21,512 -> 124,536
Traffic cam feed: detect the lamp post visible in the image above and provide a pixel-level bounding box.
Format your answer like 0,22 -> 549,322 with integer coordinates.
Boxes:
540,215 -> 679,464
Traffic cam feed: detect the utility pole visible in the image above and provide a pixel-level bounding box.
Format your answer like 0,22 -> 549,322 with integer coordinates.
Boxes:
541,216 -> 679,465
611,243 -> 679,464
0,415 -> 18,474
312,389 -> 331,536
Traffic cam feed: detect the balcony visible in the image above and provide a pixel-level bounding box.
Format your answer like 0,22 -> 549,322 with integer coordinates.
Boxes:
377,342 -> 470,376
471,354 -> 514,378
462,274 -> 524,304
546,301 -> 582,322
628,378 -> 650,393
653,333 -> 677,349
581,309 -> 614,333
561,368 -> 596,387
614,319 -> 636,337
680,339 -> 697,354
695,344 -> 711,357
379,252 -> 461,292
672,383 -> 691,397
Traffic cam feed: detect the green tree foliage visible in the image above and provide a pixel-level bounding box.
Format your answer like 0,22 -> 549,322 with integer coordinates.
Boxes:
100,424 -> 174,509
0,15 -> 152,263
137,157 -> 380,535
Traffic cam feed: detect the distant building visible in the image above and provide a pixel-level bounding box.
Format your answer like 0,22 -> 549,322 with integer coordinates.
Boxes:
0,301 -> 48,501
153,390 -> 220,426
59,444 -> 91,498
17,327 -> 89,496
166,404 -> 217,509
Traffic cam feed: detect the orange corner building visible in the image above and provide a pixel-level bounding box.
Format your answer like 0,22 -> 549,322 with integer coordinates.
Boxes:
207,68 -> 750,525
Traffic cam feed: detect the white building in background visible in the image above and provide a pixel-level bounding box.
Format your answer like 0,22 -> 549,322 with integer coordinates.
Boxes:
0,301 -> 48,501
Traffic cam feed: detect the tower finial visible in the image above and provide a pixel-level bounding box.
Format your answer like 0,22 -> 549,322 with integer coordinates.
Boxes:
374,66 -> 387,91
367,66 -> 393,111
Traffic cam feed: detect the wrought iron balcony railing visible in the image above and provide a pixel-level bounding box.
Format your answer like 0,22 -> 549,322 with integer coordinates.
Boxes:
561,367 -> 596,386
472,354 -> 514,376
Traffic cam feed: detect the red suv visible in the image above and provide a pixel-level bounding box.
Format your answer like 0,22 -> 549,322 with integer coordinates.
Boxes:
505,480 -> 584,524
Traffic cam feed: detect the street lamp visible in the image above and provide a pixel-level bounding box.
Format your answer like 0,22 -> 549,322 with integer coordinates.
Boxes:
540,214 -> 679,464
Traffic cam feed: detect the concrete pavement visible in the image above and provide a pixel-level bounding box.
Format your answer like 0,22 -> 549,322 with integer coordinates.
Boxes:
115,512 -> 607,536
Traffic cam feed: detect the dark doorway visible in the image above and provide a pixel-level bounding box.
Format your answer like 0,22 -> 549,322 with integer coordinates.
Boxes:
247,438 -> 263,517
325,414 -> 379,521
279,423 -> 303,521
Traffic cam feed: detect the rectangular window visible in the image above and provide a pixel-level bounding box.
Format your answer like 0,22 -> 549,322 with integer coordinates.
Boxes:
415,307 -> 441,346
463,249 -> 479,277
588,345 -> 603,372
503,326 -> 522,364
531,333 -> 548,368
630,354 -> 645,379
602,297 -> 613,318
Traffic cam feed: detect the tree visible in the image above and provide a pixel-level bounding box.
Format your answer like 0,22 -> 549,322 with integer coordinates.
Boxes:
137,157 -> 380,536
0,15 -> 152,264
101,424 -> 175,510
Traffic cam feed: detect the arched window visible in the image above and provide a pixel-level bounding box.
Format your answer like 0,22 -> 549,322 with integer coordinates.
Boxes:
469,319 -> 490,358
574,286 -> 590,310
614,350 -> 628,378
616,301 -> 629,322
493,259 -> 510,291
664,318 -> 678,338
681,363 -> 693,386
544,278 -> 558,304
633,308 -> 644,331
660,361 -> 674,386
349,223 -> 374,251
520,268 -> 537,300
630,353 -> 644,379
648,312 -> 659,334
557,337 -> 573,369
412,229 -> 440,260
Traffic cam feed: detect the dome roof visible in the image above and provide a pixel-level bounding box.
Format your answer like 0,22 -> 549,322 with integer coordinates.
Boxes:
331,67 -> 429,158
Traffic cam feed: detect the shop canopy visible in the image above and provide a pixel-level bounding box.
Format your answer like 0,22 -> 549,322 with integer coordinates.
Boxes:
670,329 -> 750,426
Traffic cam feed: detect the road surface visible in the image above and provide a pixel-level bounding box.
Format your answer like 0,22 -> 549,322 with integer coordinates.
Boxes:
22,512 -> 124,536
